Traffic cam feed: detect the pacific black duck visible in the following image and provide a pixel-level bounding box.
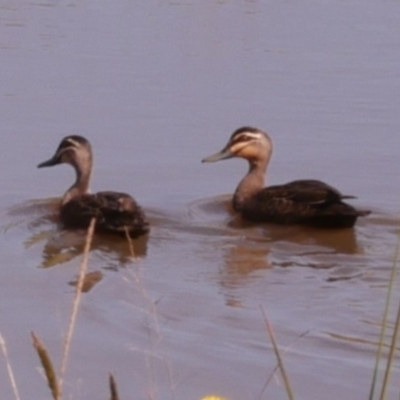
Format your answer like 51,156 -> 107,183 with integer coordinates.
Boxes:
202,127 -> 369,228
38,135 -> 149,237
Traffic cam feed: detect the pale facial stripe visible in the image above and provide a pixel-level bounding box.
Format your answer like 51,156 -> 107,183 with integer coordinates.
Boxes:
231,132 -> 262,150
238,132 -> 262,140
232,132 -> 262,143
65,138 -> 82,148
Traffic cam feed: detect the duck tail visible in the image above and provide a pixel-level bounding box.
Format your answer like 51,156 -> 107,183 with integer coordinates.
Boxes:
341,195 -> 357,200
357,209 -> 371,217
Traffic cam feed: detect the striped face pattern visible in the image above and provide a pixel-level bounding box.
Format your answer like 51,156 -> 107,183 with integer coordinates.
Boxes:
38,134 -> 93,169
227,127 -> 269,155
54,135 -> 91,162
56,135 -> 88,153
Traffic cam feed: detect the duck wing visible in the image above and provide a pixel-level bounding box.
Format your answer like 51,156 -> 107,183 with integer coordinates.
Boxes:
261,179 -> 354,205
241,180 -> 367,228
60,191 -> 149,237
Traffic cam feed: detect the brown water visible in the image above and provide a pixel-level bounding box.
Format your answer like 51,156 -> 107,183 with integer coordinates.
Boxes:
1,1 -> 400,399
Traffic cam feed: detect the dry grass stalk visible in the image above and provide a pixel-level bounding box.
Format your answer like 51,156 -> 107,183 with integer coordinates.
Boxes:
261,306 -> 295,400
125,227 -> 136,259
125,229 -> 157,398
31,332 -> 60,400
109,373 -> 120,400
0,333 -> 21,400
378,295 -> 400,400
369,227 -> 400,400
259,329 -> 309,399
59,217 -> 96,391
124,229 -> 176,400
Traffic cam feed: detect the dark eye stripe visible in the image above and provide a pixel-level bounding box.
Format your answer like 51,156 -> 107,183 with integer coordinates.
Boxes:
231,134 -> 253,145
56,140 -> 78,153
57,135 -> 88,151
64,138 -> 78,147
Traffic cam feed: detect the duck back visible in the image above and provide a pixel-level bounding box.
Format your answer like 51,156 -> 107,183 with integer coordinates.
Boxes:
60,191 -> 149,238
240,180 -> 369,228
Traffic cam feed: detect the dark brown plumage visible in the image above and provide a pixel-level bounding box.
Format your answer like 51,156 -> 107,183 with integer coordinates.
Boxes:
202,127 -> 369,228
38,135 -> 149,238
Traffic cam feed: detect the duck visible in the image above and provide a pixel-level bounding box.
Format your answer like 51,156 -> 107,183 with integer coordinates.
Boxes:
38,135 -> 149,238
202,126 -> 370,228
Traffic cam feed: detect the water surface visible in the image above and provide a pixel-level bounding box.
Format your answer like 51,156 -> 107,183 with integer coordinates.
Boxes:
1,1 -> 400,399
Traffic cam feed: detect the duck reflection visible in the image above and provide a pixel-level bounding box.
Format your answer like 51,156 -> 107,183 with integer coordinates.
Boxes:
216,224 -> 363,307
223,242 -> 272,274
6,199 -> 148,270
227,204 -> 363,256
39,229 -> 148,269
193,195 -> 363,255
195,196 -> 366,307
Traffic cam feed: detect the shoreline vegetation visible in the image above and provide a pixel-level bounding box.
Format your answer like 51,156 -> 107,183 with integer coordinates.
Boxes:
1,219 -> 399,399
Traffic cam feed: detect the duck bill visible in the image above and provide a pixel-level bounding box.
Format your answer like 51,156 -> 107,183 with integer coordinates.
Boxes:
202,148 -> 234,163
37,155 -> 60,168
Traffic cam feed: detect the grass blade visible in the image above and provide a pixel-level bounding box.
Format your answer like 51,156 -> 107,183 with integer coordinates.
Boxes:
59,218 -> 96,391
369,227 -> 400,400
109,373 -> 120,400
379,289 -> 400,400
31,331 -> 60,400
0,333 -> 21,400
261,306 -> 295,400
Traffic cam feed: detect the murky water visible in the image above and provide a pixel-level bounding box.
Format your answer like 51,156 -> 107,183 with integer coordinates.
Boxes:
1,1 -> 400,399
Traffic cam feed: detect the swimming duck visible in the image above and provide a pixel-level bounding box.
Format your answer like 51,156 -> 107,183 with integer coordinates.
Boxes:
202,127 -> 369,228
38,135 -> 149,238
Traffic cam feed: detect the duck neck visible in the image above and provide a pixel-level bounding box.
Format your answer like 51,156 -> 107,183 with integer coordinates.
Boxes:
62,162 -> 91,205
233,159 -> 267,212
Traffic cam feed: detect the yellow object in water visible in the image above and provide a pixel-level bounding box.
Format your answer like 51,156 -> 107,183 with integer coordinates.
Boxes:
201,396 -> 227,400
